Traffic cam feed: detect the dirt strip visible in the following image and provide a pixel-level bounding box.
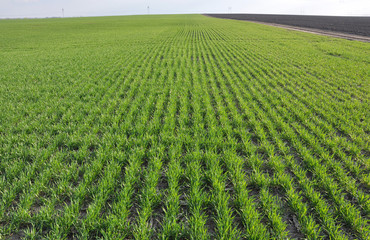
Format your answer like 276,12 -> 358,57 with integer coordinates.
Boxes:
204,14 -> 370,43
247,20 -> 370,42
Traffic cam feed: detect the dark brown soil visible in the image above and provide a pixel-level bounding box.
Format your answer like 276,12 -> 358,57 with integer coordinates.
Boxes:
205,14 -> 370,37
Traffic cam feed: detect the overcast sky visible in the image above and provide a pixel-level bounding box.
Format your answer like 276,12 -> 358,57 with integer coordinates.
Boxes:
1,0 -> 369,18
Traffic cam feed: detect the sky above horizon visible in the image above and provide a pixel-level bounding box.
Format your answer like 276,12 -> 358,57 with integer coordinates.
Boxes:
1,0 -> 370,18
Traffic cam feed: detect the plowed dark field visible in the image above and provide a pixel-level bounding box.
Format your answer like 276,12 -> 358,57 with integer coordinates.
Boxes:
206,14 -> 370,37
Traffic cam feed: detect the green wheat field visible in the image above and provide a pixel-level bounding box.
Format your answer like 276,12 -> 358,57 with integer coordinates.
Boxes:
0,14 -> 369,239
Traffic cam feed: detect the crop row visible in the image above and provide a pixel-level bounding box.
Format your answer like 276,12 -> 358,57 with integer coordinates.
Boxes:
0,15 -> 368,239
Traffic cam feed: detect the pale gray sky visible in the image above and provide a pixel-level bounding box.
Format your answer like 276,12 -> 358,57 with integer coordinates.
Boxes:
1,0 -> 369,18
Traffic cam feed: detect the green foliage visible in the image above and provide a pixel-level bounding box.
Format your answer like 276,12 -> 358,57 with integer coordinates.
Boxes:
0,14 -> 369,239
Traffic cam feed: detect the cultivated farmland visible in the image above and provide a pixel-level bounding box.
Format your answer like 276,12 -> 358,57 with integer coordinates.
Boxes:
206,14 -> 370,37
0,14 -> 369,239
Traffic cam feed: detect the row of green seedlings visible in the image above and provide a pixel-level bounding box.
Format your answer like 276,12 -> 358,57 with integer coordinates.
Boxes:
230,24 -> 370,154
224,29 -> 368,235
159,39 -> 194,239
198,27 -> 366,238
219,21 -> 369,104
194,28 -> 271,239
207,37 -> 339,239
213,26 -> 369,206
130,62 -> 180,239
194,25 -> 324,239
207,32 -> 368,240
218,22 -> 369,153
230,27 -> 368,159
215,26 -> 366,210
0,50 -> 141,237
228,39 -> 370,216
4,56 -> 142,238
100,28 -> 191,239
50,34 -> 177,239
197,29 -> 294,239
1,31 -> 171,238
